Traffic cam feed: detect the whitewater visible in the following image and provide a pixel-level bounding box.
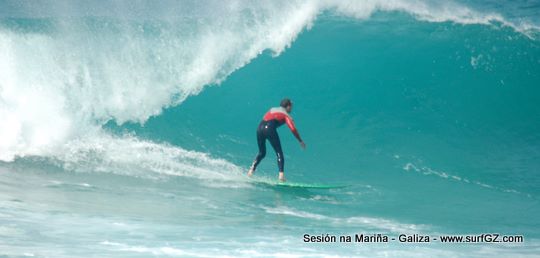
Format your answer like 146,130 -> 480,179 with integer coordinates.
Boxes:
1,0 -> 539,257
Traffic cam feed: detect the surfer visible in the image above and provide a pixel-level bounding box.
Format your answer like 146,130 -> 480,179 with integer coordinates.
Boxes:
247,98 -> 306,182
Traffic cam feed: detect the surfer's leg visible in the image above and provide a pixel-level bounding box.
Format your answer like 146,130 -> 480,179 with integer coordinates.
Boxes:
248,126 -> 266,176
267,129 -> 284,178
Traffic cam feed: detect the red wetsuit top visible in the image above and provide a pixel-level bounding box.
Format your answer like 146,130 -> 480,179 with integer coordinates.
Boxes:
262,107 -> 302,142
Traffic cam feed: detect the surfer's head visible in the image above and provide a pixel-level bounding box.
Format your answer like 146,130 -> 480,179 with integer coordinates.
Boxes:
280,98 -> 293,113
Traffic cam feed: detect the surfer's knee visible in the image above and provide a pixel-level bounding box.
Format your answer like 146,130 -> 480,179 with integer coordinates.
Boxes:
275,151 -> 283,161
256,150 -> 266,159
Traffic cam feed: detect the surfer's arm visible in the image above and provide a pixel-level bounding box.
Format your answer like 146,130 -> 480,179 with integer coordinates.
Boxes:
285,116 -> 304,145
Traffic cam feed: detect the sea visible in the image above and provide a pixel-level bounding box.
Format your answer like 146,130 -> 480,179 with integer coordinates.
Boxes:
1,0 -> 539,257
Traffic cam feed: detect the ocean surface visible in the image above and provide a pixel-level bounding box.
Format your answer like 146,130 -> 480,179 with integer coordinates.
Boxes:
1,1 -> 539,257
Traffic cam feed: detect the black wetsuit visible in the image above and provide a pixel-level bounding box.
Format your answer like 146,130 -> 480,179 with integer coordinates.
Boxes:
250,107 -> 301,172
252,119 -> 284,171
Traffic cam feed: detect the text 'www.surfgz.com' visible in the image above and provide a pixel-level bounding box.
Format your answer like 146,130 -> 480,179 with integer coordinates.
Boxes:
303,233 -> 524,244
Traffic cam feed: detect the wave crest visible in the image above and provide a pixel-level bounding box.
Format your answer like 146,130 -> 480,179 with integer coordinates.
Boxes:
1,0 -> 537,161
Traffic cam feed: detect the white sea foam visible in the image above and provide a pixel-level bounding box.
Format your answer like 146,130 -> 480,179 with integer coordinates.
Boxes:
261,205 -> 426,233
100,240 -> 336,258
1,0 -> 537,162
101,239 -> 540,257
403,162 -> 529,196
48,133 -> 249,186
101,241 -> 206,257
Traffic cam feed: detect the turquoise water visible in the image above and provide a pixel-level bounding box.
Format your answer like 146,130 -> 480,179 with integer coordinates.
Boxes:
1,1 -> 539,257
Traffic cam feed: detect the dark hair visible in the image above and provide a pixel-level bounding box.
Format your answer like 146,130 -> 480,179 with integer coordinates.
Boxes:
280,98 -> 292,108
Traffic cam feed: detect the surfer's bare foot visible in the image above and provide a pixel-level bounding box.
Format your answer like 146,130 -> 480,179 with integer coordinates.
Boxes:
278,172 -> 286,182
247,168 -> 254,177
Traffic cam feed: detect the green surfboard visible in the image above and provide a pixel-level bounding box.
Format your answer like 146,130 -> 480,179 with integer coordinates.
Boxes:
251,178 -> 350,189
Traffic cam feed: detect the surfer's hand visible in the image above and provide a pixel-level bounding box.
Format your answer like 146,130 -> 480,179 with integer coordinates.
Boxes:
300,141 -> 306,149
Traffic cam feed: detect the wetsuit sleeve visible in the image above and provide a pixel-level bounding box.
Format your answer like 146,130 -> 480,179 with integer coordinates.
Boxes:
285,116 -> 302,142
